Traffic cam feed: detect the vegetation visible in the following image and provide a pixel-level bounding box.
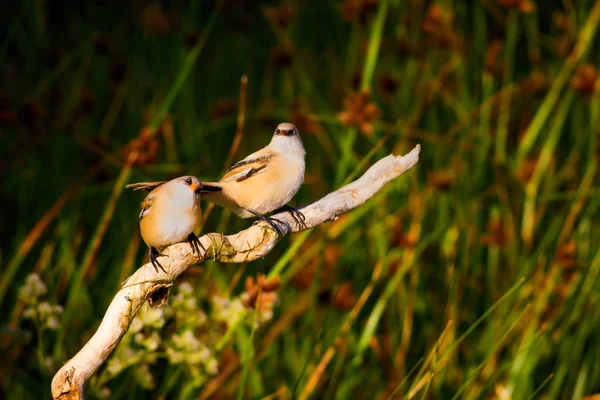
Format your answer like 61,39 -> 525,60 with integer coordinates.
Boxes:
2,0 -> 600,398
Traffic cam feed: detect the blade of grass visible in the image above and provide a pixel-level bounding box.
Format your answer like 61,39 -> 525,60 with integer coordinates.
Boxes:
354,226 -> 445,363
527,373 -> 554,400
516,0 -> 600,164
495,11 -> 518,165
448,305 -> 531,400
298,259 -> 384,400
409,277 -> 525,394
335,0 -> 389,186
237,290 -> 261,400
267,230 -> 312,279
200,74 -> 248,228
147,2 -> 222,131
0,163 -> 102,308
521,90 -> 574,246
57,153 -> 137,354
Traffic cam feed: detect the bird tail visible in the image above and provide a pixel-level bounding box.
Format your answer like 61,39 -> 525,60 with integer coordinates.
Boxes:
125,181 -> 166,192
200,182 -> 236,209
200,182 -> 223,194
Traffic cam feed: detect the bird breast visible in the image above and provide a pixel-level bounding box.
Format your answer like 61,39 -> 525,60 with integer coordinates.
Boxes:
229,153 -> 305,216
140,196 -> 201,249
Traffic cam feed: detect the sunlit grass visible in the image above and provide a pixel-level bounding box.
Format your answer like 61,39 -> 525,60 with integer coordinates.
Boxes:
1,0 -> 600,399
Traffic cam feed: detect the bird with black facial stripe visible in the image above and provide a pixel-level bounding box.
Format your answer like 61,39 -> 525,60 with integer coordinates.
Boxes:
200,122 -> 306,236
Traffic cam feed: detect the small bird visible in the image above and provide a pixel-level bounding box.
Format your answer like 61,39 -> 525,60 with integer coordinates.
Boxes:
201,122 -> 306,235
126,176 -> 205,273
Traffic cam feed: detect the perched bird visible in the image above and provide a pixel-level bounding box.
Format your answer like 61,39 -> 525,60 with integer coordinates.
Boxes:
126,176 -> 205,273
201,122 -> 306,235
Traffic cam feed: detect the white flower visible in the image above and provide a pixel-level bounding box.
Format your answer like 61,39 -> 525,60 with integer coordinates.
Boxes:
46,316 -> 60,330
139,306 -> 166,329
97,387 -> 112,399
179,282 -> 193,294
130,318 -> 143,333
106,357 -> 124,376
166,347 -> 184,364
144,332 -> 161,351
134,363 -> 155,390
18,274 -> 47,303
206,358 -> 219,375
23,307 -> 37,320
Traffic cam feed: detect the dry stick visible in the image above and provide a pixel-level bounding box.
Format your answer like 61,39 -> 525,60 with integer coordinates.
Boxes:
50,145 -> 421,400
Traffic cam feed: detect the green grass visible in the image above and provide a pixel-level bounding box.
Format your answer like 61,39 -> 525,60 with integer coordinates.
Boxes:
2,0 -> 600,399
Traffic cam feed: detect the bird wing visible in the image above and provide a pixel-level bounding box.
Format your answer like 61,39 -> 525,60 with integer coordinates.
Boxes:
126,181 -> 166,192
139,193 -> 154,220
220,153 -> 274,183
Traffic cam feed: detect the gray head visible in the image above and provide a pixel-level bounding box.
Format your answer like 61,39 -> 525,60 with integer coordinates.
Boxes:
270,122 -> 305,154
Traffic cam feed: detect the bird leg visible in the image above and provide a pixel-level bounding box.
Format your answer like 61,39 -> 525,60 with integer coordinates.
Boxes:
149,247 -> 167,273
273,205 -> 307,230
244,208 -> 283,238
187,232 -> 206,254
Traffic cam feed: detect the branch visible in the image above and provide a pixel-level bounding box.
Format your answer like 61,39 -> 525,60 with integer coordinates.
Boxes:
51,145 -> 421,399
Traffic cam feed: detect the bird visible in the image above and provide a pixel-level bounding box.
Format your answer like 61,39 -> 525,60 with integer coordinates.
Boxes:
200,122 -> 307,236
126,175 -> 205,273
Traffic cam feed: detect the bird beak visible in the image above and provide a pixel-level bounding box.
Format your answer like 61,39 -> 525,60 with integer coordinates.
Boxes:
189,183 -> 201,194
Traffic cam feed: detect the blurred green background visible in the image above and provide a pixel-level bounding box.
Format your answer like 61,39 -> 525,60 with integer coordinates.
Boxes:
2,0 -> 600,398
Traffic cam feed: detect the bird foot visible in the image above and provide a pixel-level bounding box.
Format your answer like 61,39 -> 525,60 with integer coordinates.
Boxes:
246,209 -> 284,238
273,205 -> 307,230
149,248 -> 168,274
187,232 -> 206,255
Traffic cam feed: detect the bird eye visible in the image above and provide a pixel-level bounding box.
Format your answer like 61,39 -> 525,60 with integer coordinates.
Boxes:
185,177 -> 192,185
290,129 -> 295,135
275,129 -> 280,135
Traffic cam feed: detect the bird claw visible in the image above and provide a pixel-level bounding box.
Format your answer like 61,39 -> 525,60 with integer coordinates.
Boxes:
274,205 -> 307,230
187,232 -> 206,255
246,208 -> 284,238
149,249 -> 167,274
267,217 -> 284,237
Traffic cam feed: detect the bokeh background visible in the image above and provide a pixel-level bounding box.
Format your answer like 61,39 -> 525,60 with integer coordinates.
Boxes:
2,0 -> 600,398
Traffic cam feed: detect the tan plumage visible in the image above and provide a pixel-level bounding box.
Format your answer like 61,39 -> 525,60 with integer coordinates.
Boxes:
201,123 -> 306,232
126,175 -> 205,273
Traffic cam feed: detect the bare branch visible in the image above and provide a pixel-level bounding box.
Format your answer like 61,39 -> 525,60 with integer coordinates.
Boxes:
51,145 -> 421,399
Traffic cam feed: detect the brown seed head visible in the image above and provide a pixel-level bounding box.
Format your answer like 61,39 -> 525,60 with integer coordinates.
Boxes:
209,98 -> 237,122
337,91 -> 381,136
571,64 -> 599,95
480,217 -> 510,247
243,274 -> 281,310
264,3 -> 296,29
427,170 -> 456,191
516,158 -> 538,183
272,46 -> 294,68
139,3 -> 172,35
556,241 -> 577,268
497,0 -> 536,13
379,75 -> 400,96
340,0 -> 379,24
333,282 -> 357,311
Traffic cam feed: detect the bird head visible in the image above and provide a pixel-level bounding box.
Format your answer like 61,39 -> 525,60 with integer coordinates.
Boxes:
178,176 -> 203,195
271,122 -> 304,154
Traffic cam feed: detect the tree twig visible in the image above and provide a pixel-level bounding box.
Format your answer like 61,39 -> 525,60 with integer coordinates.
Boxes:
50,145 -> 421,400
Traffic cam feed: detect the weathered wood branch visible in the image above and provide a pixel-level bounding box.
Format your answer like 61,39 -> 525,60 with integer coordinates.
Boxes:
51,145 -> 421,399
